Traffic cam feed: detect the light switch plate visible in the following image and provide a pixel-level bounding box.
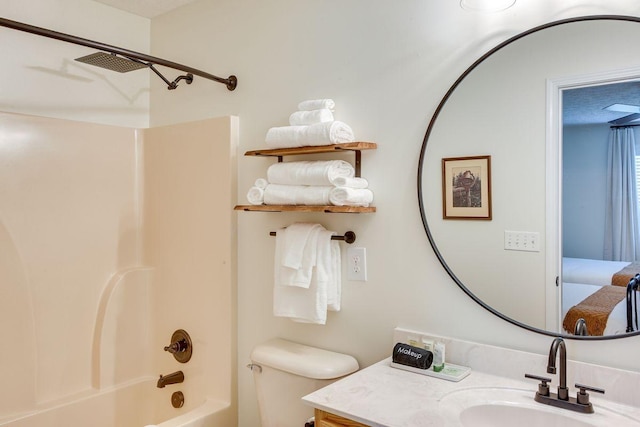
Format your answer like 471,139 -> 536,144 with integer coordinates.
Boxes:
504,230 -> 540,252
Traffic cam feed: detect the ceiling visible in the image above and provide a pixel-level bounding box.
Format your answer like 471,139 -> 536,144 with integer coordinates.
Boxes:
92,0 -> 200,18
563,80 -> 640,126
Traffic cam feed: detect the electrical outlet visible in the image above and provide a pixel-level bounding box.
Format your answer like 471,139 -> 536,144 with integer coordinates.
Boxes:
347,247 -> 367,281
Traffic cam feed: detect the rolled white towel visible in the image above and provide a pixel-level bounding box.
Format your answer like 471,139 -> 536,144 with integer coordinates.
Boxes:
267,160 -> 354,186
298,99 -> 335,111
289,109 -> 334,126
331,176 -> 369,189
254,177 -> 268,189
264,184 -> 333,205
265,121 -> 355,148
247,186 -> 265,205
329,187 -> 374,207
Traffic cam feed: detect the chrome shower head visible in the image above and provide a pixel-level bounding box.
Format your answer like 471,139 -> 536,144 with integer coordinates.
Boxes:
74,52 -> 147,73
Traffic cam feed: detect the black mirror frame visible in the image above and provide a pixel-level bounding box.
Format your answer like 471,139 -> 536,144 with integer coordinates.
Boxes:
417,15 -> 640,341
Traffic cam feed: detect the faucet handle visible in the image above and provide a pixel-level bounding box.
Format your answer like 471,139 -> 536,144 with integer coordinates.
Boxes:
575,383 -> 605,405
525,373 -> 552,397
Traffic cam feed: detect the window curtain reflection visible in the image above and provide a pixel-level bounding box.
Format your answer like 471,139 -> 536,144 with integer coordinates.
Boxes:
604,127 -> 640,261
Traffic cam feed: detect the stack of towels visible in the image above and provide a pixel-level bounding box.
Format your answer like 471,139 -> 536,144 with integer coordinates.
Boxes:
246,159 -> 374,207
265,99 -> 356,148
273,223 -> 340,324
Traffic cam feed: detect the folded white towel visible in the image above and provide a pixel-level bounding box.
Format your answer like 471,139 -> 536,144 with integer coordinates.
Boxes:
298,99 -> 335,111
331,176 -> 369,189
263,184 -> 332,205
267,160 -> 354,186
289,109 -> 334,126
254,177 -> 268,189
246,186 -> 264,205
265,121 -> 355,149
329,187 -> 374,207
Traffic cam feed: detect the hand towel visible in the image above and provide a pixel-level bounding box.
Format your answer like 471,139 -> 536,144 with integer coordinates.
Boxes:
254,177 -> 268,189
317,230 -> 341,312
246,186 -> 264,205
265,121 -> 355,149
273,225 -> 327,323
279,223 -> 321,269
263,184 -> 333,205
277,224 -> 323,288
273,225 -> 339,324
298,99 -> 335,111
267,160 -> 354,186
273,272 -> 328,324
289,109 -> 334,126
331,176 -> 369,189
329,187 -> 374,207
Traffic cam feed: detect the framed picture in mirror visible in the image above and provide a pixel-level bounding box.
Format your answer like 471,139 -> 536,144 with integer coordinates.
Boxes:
442,155 -> 492,220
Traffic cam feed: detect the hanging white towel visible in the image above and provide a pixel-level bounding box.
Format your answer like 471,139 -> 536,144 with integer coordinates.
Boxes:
273,226 -> 340,325
265,121 -> 355,149
297,99 -> 335,112
331,176 -> 369,189
329,187 -> 374,207
279,223 -> 322,270
267,160 -> 354,186
263,184 -> 333,205
246,186 -> 264,205
317,230 -> 341,312
289,109 -> 334,126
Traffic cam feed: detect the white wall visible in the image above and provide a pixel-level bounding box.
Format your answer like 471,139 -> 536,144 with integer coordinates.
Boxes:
148,1 -> 640,426
0,0 -> 150,127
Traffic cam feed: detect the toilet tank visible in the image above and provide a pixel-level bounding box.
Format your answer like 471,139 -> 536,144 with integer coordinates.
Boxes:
250,338 -> 359,427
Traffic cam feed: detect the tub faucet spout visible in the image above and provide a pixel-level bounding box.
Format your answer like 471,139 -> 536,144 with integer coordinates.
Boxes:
157,370 -> 184,388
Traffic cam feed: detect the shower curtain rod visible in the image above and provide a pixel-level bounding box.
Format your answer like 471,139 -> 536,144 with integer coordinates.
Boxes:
0,17 -> 237,91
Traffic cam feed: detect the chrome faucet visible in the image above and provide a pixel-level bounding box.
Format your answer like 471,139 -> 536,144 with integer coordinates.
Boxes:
525,337 -> 605,414
547,337 -> 569,400
157,370 -> 184,388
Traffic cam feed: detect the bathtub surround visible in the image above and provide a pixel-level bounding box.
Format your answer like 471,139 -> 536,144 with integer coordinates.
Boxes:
0,112 -> 238,426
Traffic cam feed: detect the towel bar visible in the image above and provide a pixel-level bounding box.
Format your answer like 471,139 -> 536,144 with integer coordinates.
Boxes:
269,230 -> 356,244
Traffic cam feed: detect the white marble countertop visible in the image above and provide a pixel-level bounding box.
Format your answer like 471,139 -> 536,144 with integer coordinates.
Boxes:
302,329 -> 640,427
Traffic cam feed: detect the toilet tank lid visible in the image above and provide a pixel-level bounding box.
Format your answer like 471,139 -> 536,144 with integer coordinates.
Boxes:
250,338 -> 359,380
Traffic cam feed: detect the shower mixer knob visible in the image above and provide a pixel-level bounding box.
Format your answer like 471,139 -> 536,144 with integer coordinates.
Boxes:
164,329 -> 193,363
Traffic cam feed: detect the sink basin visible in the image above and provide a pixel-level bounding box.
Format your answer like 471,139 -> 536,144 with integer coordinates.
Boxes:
460,403 -> 595,427
437,387 -> 640,427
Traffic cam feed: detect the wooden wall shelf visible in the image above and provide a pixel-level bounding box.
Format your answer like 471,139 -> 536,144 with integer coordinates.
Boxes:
243,141 -> 377,158
234,205 -> 375,213
235,141 -> 377,214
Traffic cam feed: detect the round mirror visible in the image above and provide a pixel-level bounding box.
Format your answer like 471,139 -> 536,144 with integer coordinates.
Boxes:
419,15 -> 640,340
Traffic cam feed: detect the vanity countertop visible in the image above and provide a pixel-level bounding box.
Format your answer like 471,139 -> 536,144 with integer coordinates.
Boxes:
302,330 -> 640,427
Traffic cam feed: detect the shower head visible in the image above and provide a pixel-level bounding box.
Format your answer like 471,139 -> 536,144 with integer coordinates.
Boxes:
75,51 -> 194,90
75,52 -> 147,73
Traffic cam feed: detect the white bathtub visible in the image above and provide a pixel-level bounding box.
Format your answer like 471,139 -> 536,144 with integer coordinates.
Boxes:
0,378 -> 231,427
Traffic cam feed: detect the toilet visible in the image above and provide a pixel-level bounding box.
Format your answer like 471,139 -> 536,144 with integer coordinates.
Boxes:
249,338 -> 359,427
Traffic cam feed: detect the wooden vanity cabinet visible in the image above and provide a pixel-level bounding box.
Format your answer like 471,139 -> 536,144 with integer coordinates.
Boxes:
314,409 -> 370,427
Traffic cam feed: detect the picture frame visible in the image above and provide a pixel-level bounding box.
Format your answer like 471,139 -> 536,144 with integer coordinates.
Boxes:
442,155 -> 492,220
